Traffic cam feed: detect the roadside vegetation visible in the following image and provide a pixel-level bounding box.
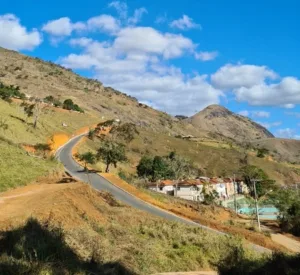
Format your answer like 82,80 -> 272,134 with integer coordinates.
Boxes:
0,139 -> 61,191
0,96 -> 98,191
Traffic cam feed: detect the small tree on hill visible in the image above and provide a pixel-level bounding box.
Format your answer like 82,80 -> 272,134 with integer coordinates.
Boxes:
34,143 -> 51,157
77,152 -> 96,171
110,122 -> 139,143
63,99 -> 74,110
21,98 -> 43,128
97,141 -> 127,173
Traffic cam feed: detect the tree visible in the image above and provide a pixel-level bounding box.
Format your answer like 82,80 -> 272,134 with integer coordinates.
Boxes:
21,99 -> 43,128
77,152 -> 96,171
152,156 -> 170,181
256,148 -> 269,158
239,165 -> 275,198
110,122 -> 139,143
137,155 -> 154,179
34,143 -> 51,157
63,99 -> 74,110
269,189 -> 300,236
97,141 -> 127,173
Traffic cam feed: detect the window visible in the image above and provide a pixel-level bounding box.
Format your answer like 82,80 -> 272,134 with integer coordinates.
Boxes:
159,187 -> 163,191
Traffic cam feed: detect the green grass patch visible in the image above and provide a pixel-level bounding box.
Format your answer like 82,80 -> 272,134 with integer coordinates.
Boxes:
0,140 -> 61,192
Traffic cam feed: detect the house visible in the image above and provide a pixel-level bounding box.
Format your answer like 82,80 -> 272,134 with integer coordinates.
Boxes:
175,179 -> 204,201
209,178 -> 227,198
224,178 -> 235,197
148,180 -> 174,195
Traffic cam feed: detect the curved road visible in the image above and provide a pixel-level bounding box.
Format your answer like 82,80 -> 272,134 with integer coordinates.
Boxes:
56,135 -> 217,231
56,135 -> 269,252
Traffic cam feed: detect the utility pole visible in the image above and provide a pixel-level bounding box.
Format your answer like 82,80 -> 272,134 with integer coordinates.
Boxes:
252,179 -> 261,232
233,174 -> 237,214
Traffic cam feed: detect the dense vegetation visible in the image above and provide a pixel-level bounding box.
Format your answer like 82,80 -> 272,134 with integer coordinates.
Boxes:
269,188 -> 300,236
137,151 -> 201,181
0,82 -> 25,102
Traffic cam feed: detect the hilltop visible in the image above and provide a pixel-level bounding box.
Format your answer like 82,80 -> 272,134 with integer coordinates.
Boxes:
187,105 -> 274,143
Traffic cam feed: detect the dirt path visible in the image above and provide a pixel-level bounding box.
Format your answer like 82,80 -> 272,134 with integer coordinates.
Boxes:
271,234 -> 300,253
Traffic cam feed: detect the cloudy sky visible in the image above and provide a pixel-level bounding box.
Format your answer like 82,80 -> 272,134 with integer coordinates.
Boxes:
0,0 -> 300,138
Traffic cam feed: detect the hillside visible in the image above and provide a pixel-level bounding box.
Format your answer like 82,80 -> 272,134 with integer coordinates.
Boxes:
252,138 -> 300,164
0,47 -> 208,138
1,47 -> 300,187
0,179 -> 261,274
187,105 -> 274,143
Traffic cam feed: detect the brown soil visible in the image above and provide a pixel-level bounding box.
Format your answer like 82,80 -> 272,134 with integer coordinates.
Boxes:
0,178 -> 109,231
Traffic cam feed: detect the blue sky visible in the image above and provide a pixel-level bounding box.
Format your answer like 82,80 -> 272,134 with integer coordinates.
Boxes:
0,0 -> 300,138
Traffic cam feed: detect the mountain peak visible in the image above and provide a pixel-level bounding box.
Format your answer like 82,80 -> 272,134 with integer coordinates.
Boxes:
187,105 -> 274,142
199,104 -> 232,119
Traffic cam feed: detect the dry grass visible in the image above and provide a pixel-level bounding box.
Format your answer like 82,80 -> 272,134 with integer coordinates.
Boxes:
99,173 -> 287,252
0,179 -> 262,274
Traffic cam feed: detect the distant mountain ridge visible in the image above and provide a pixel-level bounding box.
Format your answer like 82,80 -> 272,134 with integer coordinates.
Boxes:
187,105 -> 274,143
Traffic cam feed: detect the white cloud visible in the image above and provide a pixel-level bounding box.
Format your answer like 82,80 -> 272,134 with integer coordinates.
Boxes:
69,37 -> 94,47
60,33 -> 222,115
195,51 -> 218,61
251,111 -> 270,118
238,110 -> 270,118
235,77 -> 300,107
108,1 -> 128,19
211,63 -> 278,90
170,15 -> 201,30
87,14 -> 120,33
238,110 -> 250,117
128,8 -> 147,25
0,14 -> 42,51
155,13 -> 168,24
275,128 -> 299,139
113,27 -> 195,59
42,17 -> 85,36
257,121 -> 281,129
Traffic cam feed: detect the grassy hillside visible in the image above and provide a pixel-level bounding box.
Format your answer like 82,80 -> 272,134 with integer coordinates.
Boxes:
0,98 -> 100,191
0,47 -> 208,138
0,181 -> 263,274
77,128 -> 300,185
0,100 -> 98,145
0,139 -> 61,191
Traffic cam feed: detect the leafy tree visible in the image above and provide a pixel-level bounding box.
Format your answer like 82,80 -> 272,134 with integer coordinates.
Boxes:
137,155 -> 154,179
152,156 -> 171,181
136,152 -> 199,182
201,185 -> 219,205
0,82 -> 25,102
63,99 -> 74,110
21,102 -> 34,119
44,95 -> 55,103
269,189 -> 300,236
62,99 -> 84,113
88,129 -> 96,140
110,122 -> 139,143
239,165 -> 275,198
21,99 -> 43,128
256,148 -> 269,158
77,152 -> 96,171
97,141 -> 127,173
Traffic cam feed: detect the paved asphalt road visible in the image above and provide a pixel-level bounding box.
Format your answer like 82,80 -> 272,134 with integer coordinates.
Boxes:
56,134 -> 269,253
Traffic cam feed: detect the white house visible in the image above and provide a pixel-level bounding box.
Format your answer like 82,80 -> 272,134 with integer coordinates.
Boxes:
148,180 -> 174,195
175,179 -> 204,201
